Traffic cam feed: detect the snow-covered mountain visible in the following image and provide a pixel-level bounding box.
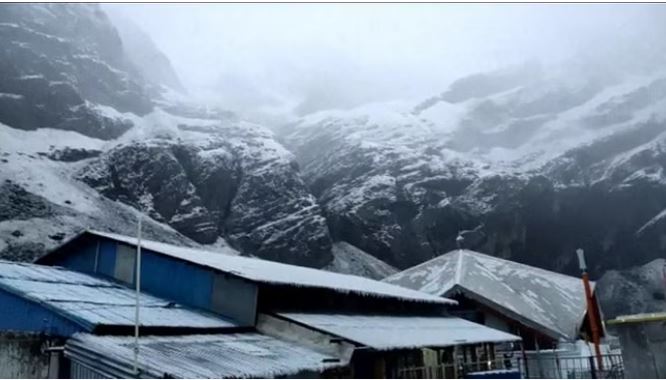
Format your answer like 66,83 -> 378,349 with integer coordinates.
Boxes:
0,4 -> 332,267
1,4 -> 665,317
280,59 -> 666,287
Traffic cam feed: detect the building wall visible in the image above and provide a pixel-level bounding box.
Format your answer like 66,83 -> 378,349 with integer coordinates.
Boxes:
449,294 -> 556,350
69,360 -> 108,379
46,237 -> 258,326
256,313 -> 356,360
0,289 -> 84,336
0,332 -> 51,378
53,239 -> 115,277
615,320 -> 666,378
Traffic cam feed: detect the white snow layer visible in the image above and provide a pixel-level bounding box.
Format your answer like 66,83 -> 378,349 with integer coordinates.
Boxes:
79,230 -> 453,305
66,332 -> 344,378
385,249 -> 593,340
637,207 -> 666,235
276,313 -> 520,350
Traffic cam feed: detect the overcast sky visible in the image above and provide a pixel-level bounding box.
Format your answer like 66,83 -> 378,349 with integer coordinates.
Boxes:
104,3 -> 665,117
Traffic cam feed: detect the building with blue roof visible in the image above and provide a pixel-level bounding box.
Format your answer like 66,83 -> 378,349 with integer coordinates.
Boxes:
1,230 -> 525,378
0,260 -> 243,336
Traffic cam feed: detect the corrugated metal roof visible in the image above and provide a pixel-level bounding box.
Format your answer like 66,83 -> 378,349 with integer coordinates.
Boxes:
0,260 -> 240,330
71,230 -> 454,305
384,249 -> 592,340
276,312 -> 520,350
65,332 -> 345,378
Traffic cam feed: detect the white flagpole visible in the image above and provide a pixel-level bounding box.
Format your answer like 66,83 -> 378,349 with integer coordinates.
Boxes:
133,214 -> 142,375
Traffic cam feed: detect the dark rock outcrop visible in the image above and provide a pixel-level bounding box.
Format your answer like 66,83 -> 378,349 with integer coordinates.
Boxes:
597,259 -> 666,318
78,120 -> 333,267
0,4 -> 151,139
0,4 -> 333,268
282,64 -> 666,279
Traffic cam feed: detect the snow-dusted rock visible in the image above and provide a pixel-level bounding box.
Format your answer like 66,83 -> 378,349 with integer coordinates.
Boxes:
0,4 -> 153,139
597,259 -> 666,318
325,241 -> 397,280
76,109 -> 333,267
281,62 -> 666,276
0,4 -> 332,267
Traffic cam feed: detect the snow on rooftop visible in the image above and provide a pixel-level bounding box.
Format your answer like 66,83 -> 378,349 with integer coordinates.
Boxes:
80,230 -> 453,305
0,260 -> 239,330
384,249 -> 592,340
276,313 -> 520,350
66,332 -> 344,378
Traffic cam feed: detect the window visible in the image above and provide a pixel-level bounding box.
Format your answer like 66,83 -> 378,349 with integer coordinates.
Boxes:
114,244 -> 136,284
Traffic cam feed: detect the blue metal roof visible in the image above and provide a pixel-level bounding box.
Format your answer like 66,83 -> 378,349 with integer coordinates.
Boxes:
40,230 -> 453,305
0,260 -> 241,332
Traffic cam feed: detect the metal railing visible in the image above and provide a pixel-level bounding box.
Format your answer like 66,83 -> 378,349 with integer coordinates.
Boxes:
394,354 -> 624,379
396,358 -> 520,379
517,354 -> 624,379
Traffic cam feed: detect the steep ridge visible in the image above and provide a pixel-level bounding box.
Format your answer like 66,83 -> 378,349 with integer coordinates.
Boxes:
281,62 -> 666,278
0,4 -> 332,267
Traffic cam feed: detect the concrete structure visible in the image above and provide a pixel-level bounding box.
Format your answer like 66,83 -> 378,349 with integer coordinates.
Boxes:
607,312 -> 666,378
0,331 -> 52,378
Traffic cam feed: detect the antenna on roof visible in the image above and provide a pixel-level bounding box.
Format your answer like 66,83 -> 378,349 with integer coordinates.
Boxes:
133,213 -> 142,375
456,224 -> 485,251
456,234 -> 465,250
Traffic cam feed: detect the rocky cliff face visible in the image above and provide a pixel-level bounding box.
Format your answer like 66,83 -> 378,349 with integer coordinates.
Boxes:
597,259 -> 666,318
78,115 -> 332,267
0,4 -> 332,267
281,61 -> 666,279
0,4 -> 153,139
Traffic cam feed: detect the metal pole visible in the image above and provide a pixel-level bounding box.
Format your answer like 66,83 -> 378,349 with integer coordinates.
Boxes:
577,249 -> 603,371
133,215 -> 142,375
662,261 -> 666,302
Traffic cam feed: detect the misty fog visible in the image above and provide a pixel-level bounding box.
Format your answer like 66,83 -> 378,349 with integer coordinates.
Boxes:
3,3 -> 666,341
103,3 -> 666,122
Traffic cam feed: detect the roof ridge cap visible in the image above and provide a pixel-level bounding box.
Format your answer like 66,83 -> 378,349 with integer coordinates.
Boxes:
454,250 -> 465,285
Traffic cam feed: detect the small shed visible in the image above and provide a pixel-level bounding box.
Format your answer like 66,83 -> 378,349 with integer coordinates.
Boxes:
607,312 -> 666,378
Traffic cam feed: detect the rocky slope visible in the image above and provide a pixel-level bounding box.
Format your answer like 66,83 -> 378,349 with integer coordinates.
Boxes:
0,4 -> 152,139
77,111 -> 332,266
597,259 -> 666,318
0,4 -> 333,267
325,241 -> 397,280
281,60 -> 666,283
